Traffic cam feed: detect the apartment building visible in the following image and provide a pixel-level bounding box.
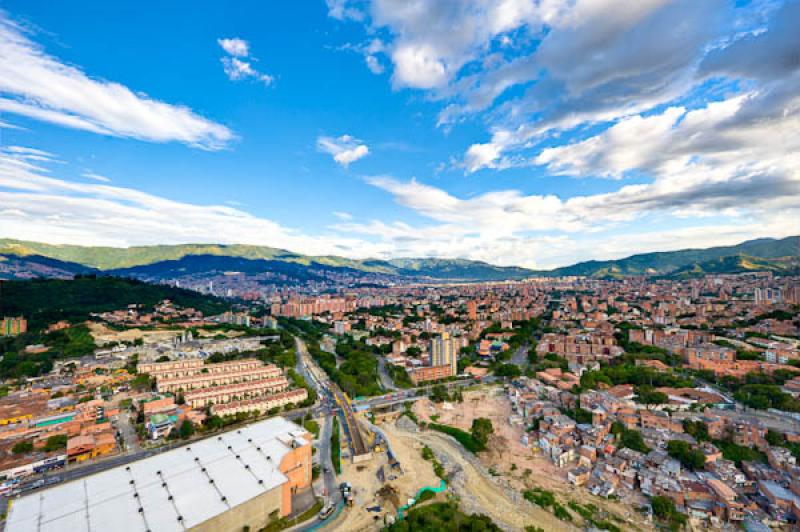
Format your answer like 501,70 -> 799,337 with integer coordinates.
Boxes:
156,365 -> 282,393
1,316 -> 27,337
183,377 -> 290,409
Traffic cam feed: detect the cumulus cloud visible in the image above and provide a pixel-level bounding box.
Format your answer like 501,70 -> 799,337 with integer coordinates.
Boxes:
0,13 -> 233,149
327,0 -> 785,174
369,0 -> 543,90
1,143 -> 796,269
326,0 -> 365,21
218,37 -> 273,86
458,0 -> 730,171
347,169 -> 800,267
217,37 -> 249,57
0,145 -> 385,256
317,135 -> 370,167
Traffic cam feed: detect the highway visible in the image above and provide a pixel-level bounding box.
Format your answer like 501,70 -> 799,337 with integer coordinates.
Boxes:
10,336 -> 489,528
294,336 -> 369,458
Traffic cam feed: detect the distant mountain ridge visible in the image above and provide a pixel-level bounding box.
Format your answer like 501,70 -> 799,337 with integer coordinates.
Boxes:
545,236 -> 799,278
1,235 -> 797,282
0,239 -> 531,281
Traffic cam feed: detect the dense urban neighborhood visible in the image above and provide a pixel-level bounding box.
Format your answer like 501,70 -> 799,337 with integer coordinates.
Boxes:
3,0 -> 800,529
0,259 -> 798,531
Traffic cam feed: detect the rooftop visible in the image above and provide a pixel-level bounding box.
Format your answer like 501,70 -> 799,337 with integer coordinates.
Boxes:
6,416 -> 308,532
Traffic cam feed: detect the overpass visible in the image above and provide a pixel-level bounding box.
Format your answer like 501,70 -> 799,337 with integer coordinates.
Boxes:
294,336 -> 371,460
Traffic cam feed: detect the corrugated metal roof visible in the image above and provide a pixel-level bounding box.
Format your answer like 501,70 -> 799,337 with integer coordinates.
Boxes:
6,417 -> 306,532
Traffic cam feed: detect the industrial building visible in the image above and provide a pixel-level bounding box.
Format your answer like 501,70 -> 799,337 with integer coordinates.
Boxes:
5,416 -> 312,532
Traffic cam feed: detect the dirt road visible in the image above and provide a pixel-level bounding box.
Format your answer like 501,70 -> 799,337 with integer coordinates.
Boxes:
382,422 -> 576,532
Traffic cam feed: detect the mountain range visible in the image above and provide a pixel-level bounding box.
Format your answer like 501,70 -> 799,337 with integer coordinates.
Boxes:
0,236 -> 797,282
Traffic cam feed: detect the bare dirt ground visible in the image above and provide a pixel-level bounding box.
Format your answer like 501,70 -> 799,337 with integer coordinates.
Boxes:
89,322 -> 244,345
89,322 -> 181,345
196,328 -> 245,338
413,387 -> 652,531
321,416 -> 442,532
383,419 -> 572,531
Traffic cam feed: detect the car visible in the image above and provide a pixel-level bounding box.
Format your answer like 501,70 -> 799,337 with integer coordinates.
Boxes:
318,502 -> 335,520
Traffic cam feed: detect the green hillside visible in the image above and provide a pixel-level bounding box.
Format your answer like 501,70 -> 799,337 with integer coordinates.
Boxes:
1,235 -> 797,281
0,239 -> 530,280
668,254 -> 799,278
0,239 -> 301,270
546,236 -> 799,278
0,276 -> 229,331
387,257 -> 533,280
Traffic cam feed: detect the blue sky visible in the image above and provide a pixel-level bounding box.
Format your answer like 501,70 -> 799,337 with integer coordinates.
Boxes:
0,0 -> 798,268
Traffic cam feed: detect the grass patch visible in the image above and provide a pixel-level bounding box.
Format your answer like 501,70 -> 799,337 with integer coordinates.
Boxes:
401,402 -> 420,425
331,416 -> 342,474
303,418 -> 320,439
416,490 -> 436,503
552,502 -> 572,522
261,498 -> 324,531
568,501 -> 621,531
421,445 -> 446,480
523,488 -> 556,508
428,422 -> 484,453
388,502 -> 501,531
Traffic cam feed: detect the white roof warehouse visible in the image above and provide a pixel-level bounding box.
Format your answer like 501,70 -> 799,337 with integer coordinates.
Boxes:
6,417 -> 313,532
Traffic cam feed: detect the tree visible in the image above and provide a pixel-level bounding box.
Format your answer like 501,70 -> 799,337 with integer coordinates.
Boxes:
615,425 -> 650,453
651,496 -> 675,519
156,355 -> 170,362
430,384 -> 449,403
406,346 -> 422,357
495,363 -> 521,378
471,418 -> 494,448
178,420 -> 195,439
132,373 -> 154,391
666,440 -> 706,470
12,441 -> 34,454
682,419 -> 709,442
204,415 -> 225,431
43,434 -> 68,452
635,385 -> 668,405
766,429 -> 785,447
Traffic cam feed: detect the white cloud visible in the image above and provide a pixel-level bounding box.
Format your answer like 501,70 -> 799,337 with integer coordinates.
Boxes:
0,145 -> 387,257
1,143 -> 797,269
217,38 -> 249,57
0,13 -> 233,149
326,0 -> 365,21
81,171 -> 111,183
217,37 -> 274,86
221,57 -> 274,85
329,0 -> 763,173
369,0 -> 543,90
365,54 -> 384,74
317,135 -> 370,167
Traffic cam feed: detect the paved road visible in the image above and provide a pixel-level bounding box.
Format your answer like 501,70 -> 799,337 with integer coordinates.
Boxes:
510,343 -> 529,367
12,404 -> 321,497
376,356 -> 398,392
116,411 -> 141,454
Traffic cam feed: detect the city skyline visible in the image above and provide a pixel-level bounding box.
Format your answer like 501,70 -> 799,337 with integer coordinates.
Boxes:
1,1 -> 799,269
